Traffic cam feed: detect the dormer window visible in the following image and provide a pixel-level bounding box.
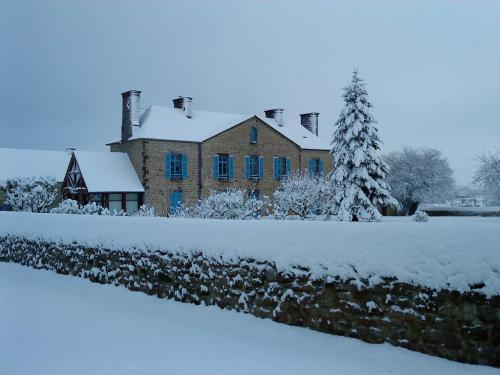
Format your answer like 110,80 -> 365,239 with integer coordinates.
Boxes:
250,127 -> 258,144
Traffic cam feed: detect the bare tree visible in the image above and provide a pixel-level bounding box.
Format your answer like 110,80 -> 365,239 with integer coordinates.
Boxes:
473,149 -> 500,205
384,147 -> 455,215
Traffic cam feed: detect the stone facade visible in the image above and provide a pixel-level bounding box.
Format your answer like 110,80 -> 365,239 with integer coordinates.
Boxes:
111,116 -> 332,215
2,236 -> 499,367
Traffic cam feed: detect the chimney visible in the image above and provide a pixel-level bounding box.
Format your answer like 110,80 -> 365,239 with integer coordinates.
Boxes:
300,112 -> 319,136
121,90 -> 141,141
264,108 -> 284,127
172,96 -> 193,118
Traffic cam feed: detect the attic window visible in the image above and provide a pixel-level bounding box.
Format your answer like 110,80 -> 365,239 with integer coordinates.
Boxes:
250,127 -> 258,144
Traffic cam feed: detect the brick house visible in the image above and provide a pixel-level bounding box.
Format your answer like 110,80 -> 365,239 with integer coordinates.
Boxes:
108,90 -> 332,215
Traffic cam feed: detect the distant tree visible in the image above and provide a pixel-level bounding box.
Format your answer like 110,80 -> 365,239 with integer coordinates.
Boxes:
384,147 -> 455,215
272,172 -> 326,219
328,69 -> 398,222
5,176 -> 59,213
473,149 -> 500,205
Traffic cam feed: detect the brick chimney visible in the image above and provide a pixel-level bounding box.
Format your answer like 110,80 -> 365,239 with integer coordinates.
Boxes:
264,108 -> 284,127
300,112 -> 319,136
172,96 -> 193,118
121,90 -> 141,141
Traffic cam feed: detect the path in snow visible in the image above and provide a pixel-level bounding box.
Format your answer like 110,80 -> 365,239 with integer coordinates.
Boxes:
0,263 -> 497,375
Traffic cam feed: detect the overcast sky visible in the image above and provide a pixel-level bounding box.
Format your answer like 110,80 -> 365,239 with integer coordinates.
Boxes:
1,0 -> 499,185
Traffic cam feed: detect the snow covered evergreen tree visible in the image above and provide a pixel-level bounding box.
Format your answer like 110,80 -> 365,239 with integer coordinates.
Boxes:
329,69 -> 398,221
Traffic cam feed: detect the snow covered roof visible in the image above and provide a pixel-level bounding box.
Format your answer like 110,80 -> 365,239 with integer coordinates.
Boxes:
73,151 -> 144,193
114,105 -> 330,150
0,148 -> 70,185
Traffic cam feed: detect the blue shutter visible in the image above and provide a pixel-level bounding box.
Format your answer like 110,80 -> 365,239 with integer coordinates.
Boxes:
273,157 -> 279,180
308,159 -> 313,177
182,154 -> 188,179
245,156 -> 250,179
165,153 -> 172,179
286,158 -> 291,175
229,155 -> 234,179
259,156 -> 264,179
319,159 -> 324,176
213,155 -> 219,179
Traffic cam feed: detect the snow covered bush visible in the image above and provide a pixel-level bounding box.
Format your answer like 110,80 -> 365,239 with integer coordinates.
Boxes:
132,204 -> 156,217
473,149 -> 500,205
176,188 -> 268,220
328,69 -> 398,222
4,176 -> 59,213
413,210 -> 429,222
384,147 -> 455,215
51,199 -> 111,215
273,172 -> 327,219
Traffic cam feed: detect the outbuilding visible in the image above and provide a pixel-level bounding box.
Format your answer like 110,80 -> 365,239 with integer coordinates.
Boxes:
61,151 -> 144,213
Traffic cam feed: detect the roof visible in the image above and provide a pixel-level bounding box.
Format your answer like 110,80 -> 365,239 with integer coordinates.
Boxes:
0,148 -> 70,184
114,105 -> 330,150
73,151 -> 144,193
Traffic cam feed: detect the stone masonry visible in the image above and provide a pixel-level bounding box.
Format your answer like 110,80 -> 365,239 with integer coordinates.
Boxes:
1,235 -> 499,367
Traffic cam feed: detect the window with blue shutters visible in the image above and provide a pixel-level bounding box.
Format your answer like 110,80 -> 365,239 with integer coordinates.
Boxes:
308,158 -> 323,177
170,190 -> 183,214
273,157 -> 291,179
166,152 -> 187,180
214,154 -> 234,181
246,155 -> 262,180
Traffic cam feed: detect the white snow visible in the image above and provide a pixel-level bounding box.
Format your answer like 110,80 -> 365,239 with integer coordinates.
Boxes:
73,151 -> 144,192
1,212 -> 499,296
114,105 -> 330,150
0,263 -> 496,375
0,147 -> 70,185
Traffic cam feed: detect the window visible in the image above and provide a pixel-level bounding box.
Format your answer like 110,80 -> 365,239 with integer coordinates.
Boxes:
213,154 -> 234,180
218,154 -> 229,178
89,193 -> 103,206
245,155 -> 263,180
250,127 -> 258,143
125,193 -> 138,214
249,156 -> 259,178
273,157 -> 290,179
165,153 -> 188,179
308,159 -> 323,177
109,193 -> 122,213
170,153 -> 183,179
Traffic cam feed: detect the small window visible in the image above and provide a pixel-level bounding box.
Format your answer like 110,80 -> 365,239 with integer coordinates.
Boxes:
249,156 -> 259,178
109,193 -> 122,213
250,127 -> 258,144
89,193 -> 103,206
125,193 -> 138,214
170,153 -> 183,179
276,157 -> 287,178
218,154 -> 229,178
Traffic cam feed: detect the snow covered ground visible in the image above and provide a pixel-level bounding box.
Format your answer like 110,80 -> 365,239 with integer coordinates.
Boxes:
0,263 -> 497,375
1,212 -> 499,296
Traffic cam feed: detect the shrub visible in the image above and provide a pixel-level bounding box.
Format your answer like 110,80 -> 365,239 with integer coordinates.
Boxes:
413,210 -> 429,222
5,176 -> 59,213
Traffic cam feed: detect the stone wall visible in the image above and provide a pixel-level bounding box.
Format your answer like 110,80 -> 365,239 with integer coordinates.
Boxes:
1,236 -> 498,367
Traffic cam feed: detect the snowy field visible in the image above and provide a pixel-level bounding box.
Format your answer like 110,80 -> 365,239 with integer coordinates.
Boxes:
0,263 -> 497,375
1,212 -> 499,296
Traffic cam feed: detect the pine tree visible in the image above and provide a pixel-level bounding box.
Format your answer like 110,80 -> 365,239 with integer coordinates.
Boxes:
329,69 -> 398,221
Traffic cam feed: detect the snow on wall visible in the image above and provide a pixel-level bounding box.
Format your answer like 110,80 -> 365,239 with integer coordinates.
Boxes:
1,212 -> 499,296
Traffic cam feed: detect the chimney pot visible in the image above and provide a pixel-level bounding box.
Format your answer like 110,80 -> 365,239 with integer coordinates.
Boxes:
172,96 -> 193,118
264,108 -> 284,127
300,112 -> 319,136
121,90 -> 141,141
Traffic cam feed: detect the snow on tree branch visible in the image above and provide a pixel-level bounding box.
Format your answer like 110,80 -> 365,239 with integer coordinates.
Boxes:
473,149 -> 500,205
328,69 -> 398,222
4,176 -> 59,213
